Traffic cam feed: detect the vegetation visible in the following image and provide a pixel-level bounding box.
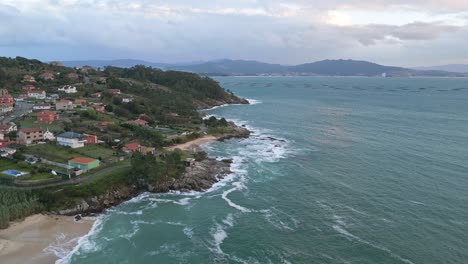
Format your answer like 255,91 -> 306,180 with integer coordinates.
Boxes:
0,187 -> 43,228
130,151 -> 185,186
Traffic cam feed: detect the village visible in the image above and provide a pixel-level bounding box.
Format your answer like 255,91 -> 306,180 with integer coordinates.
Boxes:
0,67 -> 191,187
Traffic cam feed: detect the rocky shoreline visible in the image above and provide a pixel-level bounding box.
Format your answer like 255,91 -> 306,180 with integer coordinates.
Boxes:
56,123 -> 251,217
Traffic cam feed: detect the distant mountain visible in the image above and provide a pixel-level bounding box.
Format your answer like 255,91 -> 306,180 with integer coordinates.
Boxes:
60,58 -> 468,77
289,59 -> 406,76
167,59 -> 288,75
60,59 -> 171,69
413,64 -> 468,73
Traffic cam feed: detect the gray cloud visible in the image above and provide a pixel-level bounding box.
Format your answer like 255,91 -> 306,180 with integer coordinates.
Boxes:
0,0 -> 467,66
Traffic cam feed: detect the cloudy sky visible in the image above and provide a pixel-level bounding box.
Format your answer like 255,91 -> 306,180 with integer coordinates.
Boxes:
1,0 -> 468,66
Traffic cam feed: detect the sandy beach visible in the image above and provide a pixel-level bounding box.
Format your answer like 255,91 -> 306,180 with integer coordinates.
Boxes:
165,135 -> 217,151
0,214 -> 94,264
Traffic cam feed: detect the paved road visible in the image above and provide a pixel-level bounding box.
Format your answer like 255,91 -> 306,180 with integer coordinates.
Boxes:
0,101 -> 34,124
12,164 -> 131,190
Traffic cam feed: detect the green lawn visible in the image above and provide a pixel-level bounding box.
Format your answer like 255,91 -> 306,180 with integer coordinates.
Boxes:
0,159 -> 56,180
25,143 -> 116,163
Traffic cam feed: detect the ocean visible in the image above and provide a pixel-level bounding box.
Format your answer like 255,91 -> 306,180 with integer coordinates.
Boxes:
58,77 -> 468,264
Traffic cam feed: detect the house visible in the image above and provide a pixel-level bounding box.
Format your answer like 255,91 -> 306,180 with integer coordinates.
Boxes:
33,104 -> 52,111
58,85 -> 77,94
91,92 -> 101,98
107,89 -> 121,95
122,98 -> 133,103
68,158 -> 100,171
22,75 -> 36,83
122,142 -> 155,155
66,73 -> 79,80
37,110 -> 58,124
74,99 -> 87,106
0,147 -> 16,157
84,134 -> 98,144
28,90 -> 46,99
94,105 -> 105,112
18,127 -> 44,145
40,72 -> 55,80
43,129 -> 55,141
0,89 -> 14,113
0,123 -> 17,133
96,121 -> 115,131
125,119 -> 148,126
55,99 -> 74,111
57,132 -> 86,148
97,77 -> 107,84
22,84 -> 36,91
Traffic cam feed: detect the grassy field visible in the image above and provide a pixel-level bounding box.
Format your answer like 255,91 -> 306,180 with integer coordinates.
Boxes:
24,143 -> 116,163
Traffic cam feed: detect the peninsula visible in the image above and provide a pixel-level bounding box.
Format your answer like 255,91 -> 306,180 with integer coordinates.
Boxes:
0,56 -> 250,232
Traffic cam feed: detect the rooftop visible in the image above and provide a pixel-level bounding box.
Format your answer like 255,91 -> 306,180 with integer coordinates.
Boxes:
57,131 -> 84,139
69,157 -> 97,164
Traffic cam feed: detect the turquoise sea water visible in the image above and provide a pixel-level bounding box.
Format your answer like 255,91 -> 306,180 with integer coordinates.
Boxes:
59,77 -> 468,264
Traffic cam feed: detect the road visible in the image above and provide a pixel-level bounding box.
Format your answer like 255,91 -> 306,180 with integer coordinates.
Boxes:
0,101 -> 34,124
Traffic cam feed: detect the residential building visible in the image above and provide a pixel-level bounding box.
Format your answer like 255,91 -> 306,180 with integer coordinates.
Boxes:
22,75 -> 36,83
93,105 -> 105,112
0,123 -> 17,133
57,132 -> 86,148
43,129 -> 55,141
0,89 -> 14,113
91,92 -> 101,98
108,89 -> 121,95
97,77 -> 107,84
58,85 -> 77,94
0,147 -> 16,157
55,99 -> 74,110
74,99 -> 87,107
22,84 -> 36,91
84,134 -> 98,144
122,142 -> 155,155
122,98 -> 133,103
126,119 -> 149,126
68,158 -> 100,171
18,127 -> 43,145
33,104 -> 52,111
37,110 -> 58,124
40,72 -> 55,80
66,73 -> 79,79
28,90 -> 46,99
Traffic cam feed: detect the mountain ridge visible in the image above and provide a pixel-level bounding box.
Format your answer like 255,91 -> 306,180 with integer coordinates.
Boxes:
59,58 -> 468,77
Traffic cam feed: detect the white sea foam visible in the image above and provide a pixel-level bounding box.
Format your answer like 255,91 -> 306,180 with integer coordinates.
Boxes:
222,213 -> 235,227
333,225 -> 415,264
183,227 -> 194,238
211,223 -> 228,254
55,215 -> 107,264
246,98 -> 262,105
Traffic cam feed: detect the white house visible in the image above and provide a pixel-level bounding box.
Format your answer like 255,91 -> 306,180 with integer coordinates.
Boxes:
57,132 -> 86,148
33,104 -> 52,111
28,90 -> 46,99
122,98 -> 133,103
43,129 -> 55,141
58,85 -> 77,94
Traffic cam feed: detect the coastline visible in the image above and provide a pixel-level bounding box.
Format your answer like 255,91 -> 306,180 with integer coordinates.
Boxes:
1,113 -> 251,264
0,214 -> 94,264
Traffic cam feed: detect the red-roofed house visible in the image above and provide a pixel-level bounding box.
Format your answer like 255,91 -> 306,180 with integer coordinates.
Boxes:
74,99 -> 87,107
94,105 -> 105,112
108,89 -> 121,95
122,142 -> 155,155
40,72 -> 55,80
84,134 -> 98,144
22,84 -> 36,91
125,119 -> 148,126
37,110 -> 58,124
